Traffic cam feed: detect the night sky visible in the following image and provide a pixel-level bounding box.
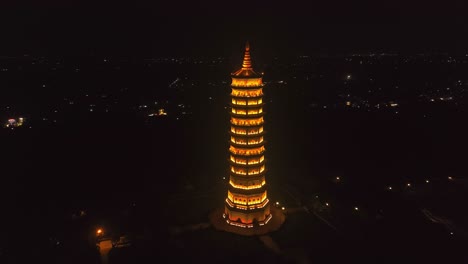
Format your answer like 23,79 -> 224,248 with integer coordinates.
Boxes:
0,1 -> 467,57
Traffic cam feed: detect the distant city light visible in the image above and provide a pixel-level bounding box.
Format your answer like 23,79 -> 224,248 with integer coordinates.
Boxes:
325,203 -> 329,207
407,183 -> 411,187
354,207 -> 359,211
388,186 -> 392,190
426,180 -> 430,183
281,207 -> 285,210
96,229 -> 103,235
448,176 -> 453,181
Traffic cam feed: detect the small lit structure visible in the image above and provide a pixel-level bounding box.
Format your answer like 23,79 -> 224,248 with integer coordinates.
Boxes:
158,109 -> 167,116
4,117 -> 25,128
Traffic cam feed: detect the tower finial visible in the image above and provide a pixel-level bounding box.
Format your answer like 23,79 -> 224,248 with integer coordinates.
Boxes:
242,41 -> 252,69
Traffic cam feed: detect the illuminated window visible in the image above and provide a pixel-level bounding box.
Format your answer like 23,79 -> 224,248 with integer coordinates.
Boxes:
231,127 -> 247,135
232,99 -> 247,105
247,99 -> 262,105
232,108 -> 247,115
230,156 -> 247,164
246,127 -> 264,135
231,137 -> 248,145
247,165 -> 265,175
247,108 -> 263,115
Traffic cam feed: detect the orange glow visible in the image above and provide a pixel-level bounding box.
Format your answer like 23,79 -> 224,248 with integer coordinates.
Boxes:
232,99 -> 246,105
230,155 -> 264,165
229,180 -> 265,190
229,146 -> 265,156
248,99 -> 262,105
225,43 -> 270,226
232,99 -> 262,106
227,190 -> 267,207
231,136 -> 263,145
226,198 -> 235,207
231,167 -> 247,175
231,165 -> 265,176
230,156 -> 247,164
231,127 -> 247,135
231,108 -> 263,115
247,127 -> 263,135
227,192 -> 234,202
248,109 -> 262,115
97,229 -> 103,235
232,109 -> 247,115
231,78 -> 263,87
231,126 -> 264,135
231,117 -> 263,126
248,165 -> 265,175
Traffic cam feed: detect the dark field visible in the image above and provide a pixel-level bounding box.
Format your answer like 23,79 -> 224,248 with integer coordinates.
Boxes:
1,55 -> 468,263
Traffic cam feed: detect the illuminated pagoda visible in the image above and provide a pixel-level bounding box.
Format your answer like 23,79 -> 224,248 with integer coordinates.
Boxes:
223,42 -> 272,228
210,42 -> 284,235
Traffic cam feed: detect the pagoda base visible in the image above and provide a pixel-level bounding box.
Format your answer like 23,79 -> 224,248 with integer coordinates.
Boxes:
209,206 -> 285,236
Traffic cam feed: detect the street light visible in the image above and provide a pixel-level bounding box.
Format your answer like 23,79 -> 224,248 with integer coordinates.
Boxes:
281,207 -> 285,210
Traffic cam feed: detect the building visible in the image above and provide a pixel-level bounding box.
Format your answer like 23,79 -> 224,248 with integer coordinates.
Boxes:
223,42 -> 272,228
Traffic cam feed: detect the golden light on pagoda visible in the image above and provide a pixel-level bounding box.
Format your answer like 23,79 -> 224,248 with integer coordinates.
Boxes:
223,42 -> 271,227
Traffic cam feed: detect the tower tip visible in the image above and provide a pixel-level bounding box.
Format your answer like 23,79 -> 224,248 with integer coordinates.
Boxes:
245,41 -> 250,51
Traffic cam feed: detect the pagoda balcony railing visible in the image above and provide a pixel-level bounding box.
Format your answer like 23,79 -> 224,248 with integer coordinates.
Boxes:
229,146 -> 265,156
231,91 -> 263,98
229,102 -> 265,108
229,180 -> 266,190
225,198 -> 269,210
230,112 -> 264,118
229,158 -> 265,166
231,125 -> 265,135
230,99 -> 263,106
231,95 -> 263,100
230,166 -> 266,176
229,130 -> 265,137
230,120 -> 264,127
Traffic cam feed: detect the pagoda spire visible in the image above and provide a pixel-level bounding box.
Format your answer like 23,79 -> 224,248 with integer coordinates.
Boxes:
242,41 -> 252,69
